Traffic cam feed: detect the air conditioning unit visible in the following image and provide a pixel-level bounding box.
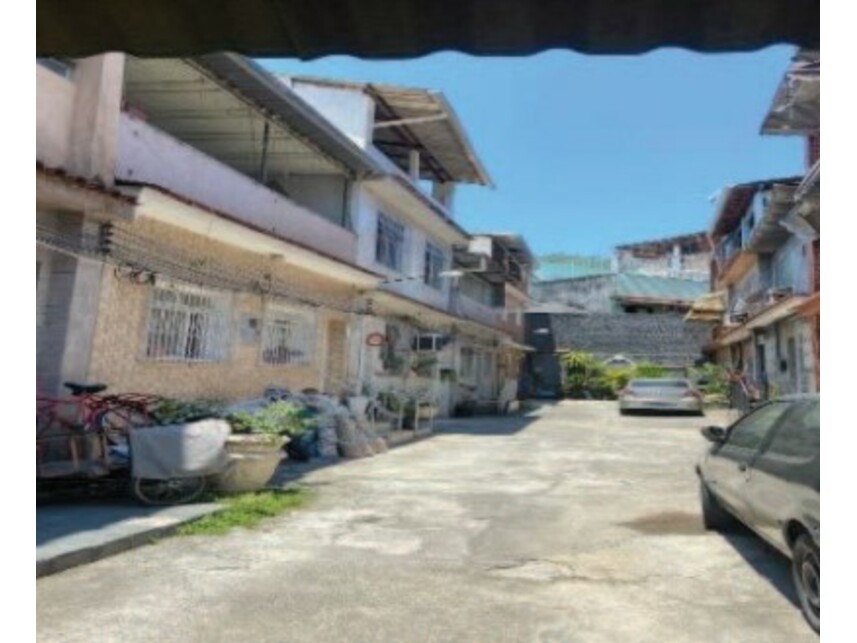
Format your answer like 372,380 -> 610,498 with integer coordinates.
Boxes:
467,236 -> 493,258
411,333 -> 451,352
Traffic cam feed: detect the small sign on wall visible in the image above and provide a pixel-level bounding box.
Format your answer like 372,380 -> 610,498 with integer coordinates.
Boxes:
240,315 -> 262,344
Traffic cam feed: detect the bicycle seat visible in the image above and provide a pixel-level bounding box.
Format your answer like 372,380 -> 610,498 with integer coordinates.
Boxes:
64,382 -> 108,396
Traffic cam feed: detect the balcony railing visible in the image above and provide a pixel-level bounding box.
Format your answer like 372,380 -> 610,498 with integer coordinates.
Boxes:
116,113 -> 358,263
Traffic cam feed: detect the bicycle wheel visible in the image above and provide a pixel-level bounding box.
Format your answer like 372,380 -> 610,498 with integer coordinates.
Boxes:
94,406 -> 152,445
131,476 -> 207,506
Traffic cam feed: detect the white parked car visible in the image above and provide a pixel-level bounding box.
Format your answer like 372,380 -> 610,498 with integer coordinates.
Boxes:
618,378 -> 704,415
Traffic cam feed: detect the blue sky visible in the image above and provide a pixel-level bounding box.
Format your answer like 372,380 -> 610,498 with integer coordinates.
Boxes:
261,46 -> 803,257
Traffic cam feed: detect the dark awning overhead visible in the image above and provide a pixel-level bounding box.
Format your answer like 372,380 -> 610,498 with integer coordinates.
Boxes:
38,0 -> 819,58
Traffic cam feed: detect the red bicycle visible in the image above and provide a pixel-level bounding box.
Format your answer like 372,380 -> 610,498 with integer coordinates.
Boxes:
36,382 -> 206,504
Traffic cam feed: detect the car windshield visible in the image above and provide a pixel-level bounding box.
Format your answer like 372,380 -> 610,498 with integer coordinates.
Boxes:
629,380 -> 690,389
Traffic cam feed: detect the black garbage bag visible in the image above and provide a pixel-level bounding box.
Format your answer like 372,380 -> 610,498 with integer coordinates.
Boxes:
285,429 -> 318,462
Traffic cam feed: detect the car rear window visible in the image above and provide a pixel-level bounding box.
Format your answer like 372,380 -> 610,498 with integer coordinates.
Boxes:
629,380 -> 689,389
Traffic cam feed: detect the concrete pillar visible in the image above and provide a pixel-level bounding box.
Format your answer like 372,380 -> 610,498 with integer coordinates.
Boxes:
432,182 -> 456,211
36,214 -> 105,394
409,150 -> 421,180
67,54 -> 125,186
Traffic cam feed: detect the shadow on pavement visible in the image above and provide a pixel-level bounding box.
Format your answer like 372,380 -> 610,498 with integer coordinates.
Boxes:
37,499 -> 162,546
722,524 -> 799,607
434,412 -> 543,436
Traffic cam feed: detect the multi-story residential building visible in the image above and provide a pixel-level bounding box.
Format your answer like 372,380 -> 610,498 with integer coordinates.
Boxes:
760,48 -> 820,389
37,54 -> 385,400
36,57 -> 533,417
284,77 -> 533,415
702,177 -> 816,396
688,48 -> 820,398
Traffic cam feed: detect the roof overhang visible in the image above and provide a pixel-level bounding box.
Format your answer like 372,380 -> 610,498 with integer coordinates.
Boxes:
500,339 -> 535,353
710,177 -> 801,239
36,1 -> 819,58
125,185 -> 381,287
746,183 -> 797,252
796,292 -> 820,317
744,295 -> 809,330
291,76 -> 492,187
122,55 -> 383,182
362,289 -> 508,340
761,49 -> 820,135
713,325 -> 753,347
714,295 -> 809,347
685,291 -> 726,322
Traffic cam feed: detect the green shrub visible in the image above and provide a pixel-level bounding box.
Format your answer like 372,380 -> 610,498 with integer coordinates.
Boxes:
227,402 -> 316,438
560,351 -> 610,399
150,398 -> 226,425
632,362 -> 668,379
690,363 -> 729,396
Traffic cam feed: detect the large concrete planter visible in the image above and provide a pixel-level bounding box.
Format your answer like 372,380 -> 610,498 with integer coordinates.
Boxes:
214,435 -> 285,494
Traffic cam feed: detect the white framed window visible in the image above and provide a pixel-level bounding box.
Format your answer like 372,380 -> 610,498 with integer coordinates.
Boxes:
424,242 -> 446,290
145,284 -> 231,362
261,305 -> 316,366
376,213 -> 405,271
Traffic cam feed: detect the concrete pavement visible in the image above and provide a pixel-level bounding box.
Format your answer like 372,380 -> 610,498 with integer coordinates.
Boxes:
37,501 -> 221,577
37,402 -> 817,642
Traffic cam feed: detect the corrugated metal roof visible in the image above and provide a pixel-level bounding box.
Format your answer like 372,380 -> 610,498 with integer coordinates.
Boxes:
289,76 -> 492,187
123,55 -> 384,181
535,256 -> 613,282
37,1 -> 819,58
614,274 -> 709,304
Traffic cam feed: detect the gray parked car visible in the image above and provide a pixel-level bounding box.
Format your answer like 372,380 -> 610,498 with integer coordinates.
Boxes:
696,395 -> 820,632
618,378 -> 704,415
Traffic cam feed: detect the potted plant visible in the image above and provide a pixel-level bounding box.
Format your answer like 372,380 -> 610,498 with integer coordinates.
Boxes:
217,402 -> 315,493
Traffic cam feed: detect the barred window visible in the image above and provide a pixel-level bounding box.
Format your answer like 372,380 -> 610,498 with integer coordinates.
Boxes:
376,213 -> 405,271
145,285 -> 230,362
261,307 -> 316,366
424,242 -> 446,290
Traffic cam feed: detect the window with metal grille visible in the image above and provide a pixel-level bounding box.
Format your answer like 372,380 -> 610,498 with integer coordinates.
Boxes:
261,306 -> 316,366
424,242 -> 446,290
376,213 -> 405,271
145,285 -> 230,362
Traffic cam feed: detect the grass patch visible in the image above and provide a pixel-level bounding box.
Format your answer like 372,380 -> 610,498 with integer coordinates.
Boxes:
177,487 -> 313,536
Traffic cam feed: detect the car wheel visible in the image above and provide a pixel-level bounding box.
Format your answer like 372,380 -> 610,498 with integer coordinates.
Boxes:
699,480 -> 736,531
791,534 -> 820,632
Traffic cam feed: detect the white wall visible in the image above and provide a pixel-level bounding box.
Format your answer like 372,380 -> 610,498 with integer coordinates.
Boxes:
37,54 -> 126,185
352,186 -> 453,311
290,82 -> 375,148
283,174 -> 351,229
